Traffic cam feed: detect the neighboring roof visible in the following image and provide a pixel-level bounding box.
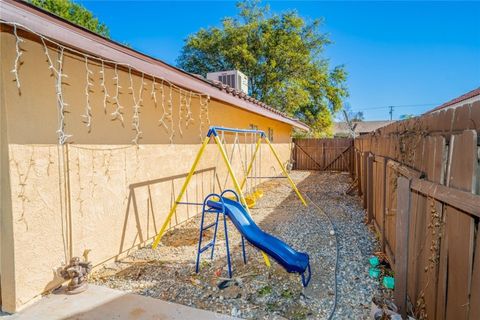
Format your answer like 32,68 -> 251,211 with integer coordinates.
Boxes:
0,0 -> 309,131
333,121 -> 394,135
426,87 -> 480,114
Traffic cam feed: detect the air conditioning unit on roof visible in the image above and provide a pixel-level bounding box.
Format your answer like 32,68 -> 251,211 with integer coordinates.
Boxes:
206,70 -> 249,95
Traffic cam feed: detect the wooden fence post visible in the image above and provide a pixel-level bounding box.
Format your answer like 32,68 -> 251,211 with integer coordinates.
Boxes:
394,176 -> 411,318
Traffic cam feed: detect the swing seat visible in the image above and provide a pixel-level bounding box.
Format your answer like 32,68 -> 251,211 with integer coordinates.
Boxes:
244,196 -> 256,208
254,189 -> 264,199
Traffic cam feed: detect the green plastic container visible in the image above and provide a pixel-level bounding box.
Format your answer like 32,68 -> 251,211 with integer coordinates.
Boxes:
369,267 -> 381,279
369,256 -> 380,267
383,276 -> 395,289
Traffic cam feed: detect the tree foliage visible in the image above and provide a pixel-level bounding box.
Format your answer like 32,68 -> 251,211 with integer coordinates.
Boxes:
342,103 -> 364,122
29,0 -> 109,37
178,0 -> 348,135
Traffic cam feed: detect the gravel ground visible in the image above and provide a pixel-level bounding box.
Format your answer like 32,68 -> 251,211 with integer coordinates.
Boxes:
92,171 -> 381,319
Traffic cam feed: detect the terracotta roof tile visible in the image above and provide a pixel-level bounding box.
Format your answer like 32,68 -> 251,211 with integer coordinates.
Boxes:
427,87 -> 480,113
205,78 -> 296,120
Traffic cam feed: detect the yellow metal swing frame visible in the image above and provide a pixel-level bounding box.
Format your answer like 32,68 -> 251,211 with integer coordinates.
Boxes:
151,126 -> 307,267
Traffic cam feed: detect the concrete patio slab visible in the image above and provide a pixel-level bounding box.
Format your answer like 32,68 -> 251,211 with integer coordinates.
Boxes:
2,285 -> 239,320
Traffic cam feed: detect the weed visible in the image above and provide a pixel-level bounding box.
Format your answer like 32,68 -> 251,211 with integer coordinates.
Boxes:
281,289 -> 294,299
266,302 -> 279,312
258,285 -> 272,296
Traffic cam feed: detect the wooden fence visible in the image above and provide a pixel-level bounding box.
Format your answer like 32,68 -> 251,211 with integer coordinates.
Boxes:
292,138 -> 354,172
354,101 -> 480,319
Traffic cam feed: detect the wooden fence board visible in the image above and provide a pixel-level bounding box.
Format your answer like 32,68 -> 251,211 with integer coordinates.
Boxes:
373,156 -> 386,250
421,135 -> 445,319
367,155 -> 374,222
469,101 -> 480,130
407,191 -> 428,307
385,164 -> 397,258
395,176 -> 411,318
363,152 -> 368,209
444,130 -> 477,320
469,232 -> 480,320
407,191 -> 419,301
356,150 -> 362,196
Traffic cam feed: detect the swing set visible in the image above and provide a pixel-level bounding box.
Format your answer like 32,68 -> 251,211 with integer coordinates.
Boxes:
151,126 -> 308,271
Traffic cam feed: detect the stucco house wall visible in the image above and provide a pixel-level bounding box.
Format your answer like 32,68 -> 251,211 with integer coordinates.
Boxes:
0,22 -> 302,312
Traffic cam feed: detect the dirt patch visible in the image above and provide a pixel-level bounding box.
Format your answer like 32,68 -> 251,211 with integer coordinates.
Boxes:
162,228 -> 213,247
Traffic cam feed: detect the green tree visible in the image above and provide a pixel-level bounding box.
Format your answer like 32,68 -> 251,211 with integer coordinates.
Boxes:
29,0 -> 109,37
178,0 -> 348,135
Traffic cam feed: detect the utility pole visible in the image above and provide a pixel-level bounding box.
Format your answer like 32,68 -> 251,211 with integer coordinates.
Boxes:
389,106 -> 394,121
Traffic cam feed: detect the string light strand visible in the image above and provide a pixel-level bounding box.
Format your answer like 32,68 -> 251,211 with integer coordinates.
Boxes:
111,64 -> 124,124
185,90 -> 194,127
129,68 -> 144,145
41,38 -> 71,144
178,89 -> 185,137
82,56 -> 94,131
168,83 -> 175,143
100,60 -> 110,113
11,24 -> 24,91
158,79 -> 169,131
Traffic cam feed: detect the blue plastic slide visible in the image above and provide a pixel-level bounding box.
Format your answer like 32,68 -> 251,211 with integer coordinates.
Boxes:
207,196 -> 311,286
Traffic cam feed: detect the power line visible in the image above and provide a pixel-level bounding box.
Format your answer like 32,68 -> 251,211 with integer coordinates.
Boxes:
352,102 -> 440,111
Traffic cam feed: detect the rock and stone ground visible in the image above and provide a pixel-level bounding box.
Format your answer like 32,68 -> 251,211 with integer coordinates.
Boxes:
92,171 -> 382,319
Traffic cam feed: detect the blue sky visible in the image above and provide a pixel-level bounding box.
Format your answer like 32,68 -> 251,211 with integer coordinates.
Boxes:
78,1 -> 480,120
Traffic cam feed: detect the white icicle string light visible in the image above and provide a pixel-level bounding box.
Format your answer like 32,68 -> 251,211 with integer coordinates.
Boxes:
168,83 -> 175,144
198,94 -> 211,141
55,48 -> 71,144
4,21 -> 211,144
151,77 -> 157,106
129,68 -> 144,145
157,79 -> 169,132
82,56 -> 94,130
111,64 -> 124,124
42,38 -> 71,144
178,89 -> 185,137
100,60 -> 110,113
204,95 -> 211,126
185,90 -> 194,127
11,24 -> 24,91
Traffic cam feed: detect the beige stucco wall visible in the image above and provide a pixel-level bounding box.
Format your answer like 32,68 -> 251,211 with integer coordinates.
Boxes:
0,27 -> 295,312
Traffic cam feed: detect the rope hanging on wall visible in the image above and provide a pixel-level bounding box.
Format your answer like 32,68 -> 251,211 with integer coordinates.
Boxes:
3,20 -> 211,145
